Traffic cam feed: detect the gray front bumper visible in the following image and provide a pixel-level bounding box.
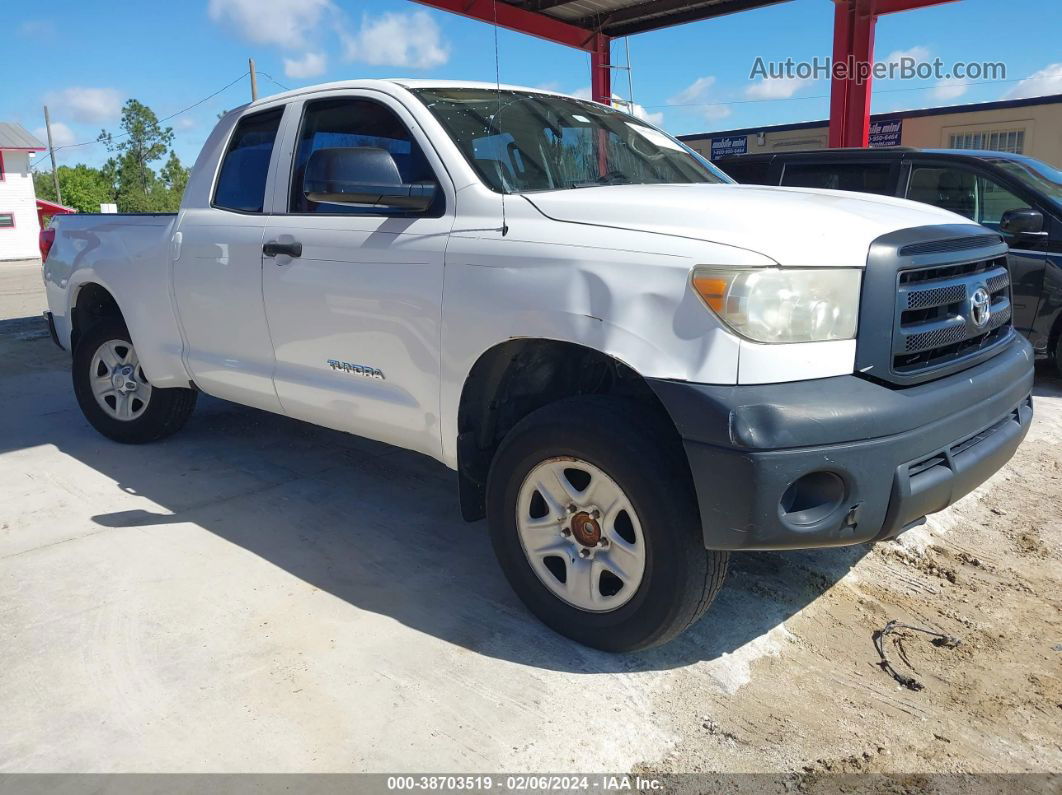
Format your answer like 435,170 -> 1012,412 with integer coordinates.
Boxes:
648,337 -> 1034,550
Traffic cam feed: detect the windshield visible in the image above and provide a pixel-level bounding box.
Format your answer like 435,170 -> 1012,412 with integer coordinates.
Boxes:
411,87 -> 729,193
989,156 -> 1062,209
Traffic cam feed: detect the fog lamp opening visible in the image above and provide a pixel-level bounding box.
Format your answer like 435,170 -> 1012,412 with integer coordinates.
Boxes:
779,471 -> 846,527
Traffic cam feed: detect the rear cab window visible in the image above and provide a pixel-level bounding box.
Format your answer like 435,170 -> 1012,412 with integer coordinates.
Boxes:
781,161 -> 895,196
213,108 -> 284,213
718,158 -> 774,185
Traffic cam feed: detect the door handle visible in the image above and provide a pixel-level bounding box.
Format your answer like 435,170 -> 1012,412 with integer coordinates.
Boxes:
263,240 -> 302,258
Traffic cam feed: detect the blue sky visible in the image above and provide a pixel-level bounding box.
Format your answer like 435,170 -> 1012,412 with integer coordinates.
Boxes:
3,0 -> 1060,171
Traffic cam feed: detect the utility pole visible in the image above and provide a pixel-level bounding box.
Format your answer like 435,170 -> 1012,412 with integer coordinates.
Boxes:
42,105 -> 62,205
249,58 -> 258,101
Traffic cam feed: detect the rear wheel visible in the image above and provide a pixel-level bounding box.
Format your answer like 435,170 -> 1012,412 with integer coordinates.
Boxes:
73,320 -> 197,444
486,396 -> 728,652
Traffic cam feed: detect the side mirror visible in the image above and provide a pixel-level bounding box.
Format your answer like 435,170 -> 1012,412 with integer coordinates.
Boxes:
999,207 -> 1045,237
303,147 -> 436,212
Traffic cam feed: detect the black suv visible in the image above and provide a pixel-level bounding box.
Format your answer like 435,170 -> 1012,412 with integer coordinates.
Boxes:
717,148 -> 1062,372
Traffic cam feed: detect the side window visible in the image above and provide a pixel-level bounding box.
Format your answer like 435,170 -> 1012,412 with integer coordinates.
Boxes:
781,162 -> 893,195
907,167 -> 977,220
975,175 -> 1029,228
290,98 -> 439,214
907,166 -> 1030,227
213,108 -> 283,213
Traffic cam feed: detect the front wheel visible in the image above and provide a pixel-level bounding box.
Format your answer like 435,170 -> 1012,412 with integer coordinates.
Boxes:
486,396 -> 728,652
72,320 -> 197,444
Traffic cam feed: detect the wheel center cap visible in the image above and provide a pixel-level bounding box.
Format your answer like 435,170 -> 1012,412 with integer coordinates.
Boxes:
112,366 -> 137,393
570,512 -> 601,547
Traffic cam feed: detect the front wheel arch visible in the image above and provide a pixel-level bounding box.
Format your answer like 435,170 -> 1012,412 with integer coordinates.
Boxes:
455,338 -> 691,522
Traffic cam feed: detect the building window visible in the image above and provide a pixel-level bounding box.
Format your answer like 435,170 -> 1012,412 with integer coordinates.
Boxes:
948,129 -> 1024,154
0,213 -> 14,229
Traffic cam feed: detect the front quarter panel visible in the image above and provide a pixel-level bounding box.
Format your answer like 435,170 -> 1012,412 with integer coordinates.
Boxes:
438,193 -> 774,467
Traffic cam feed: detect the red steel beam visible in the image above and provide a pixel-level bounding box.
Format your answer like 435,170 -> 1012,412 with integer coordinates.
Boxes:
410,0 -> 598,50
873,0 -> 958,14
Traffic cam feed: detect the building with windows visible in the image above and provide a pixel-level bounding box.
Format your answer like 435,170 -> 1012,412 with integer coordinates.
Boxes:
679,94 -> 1062,168
0,123 -> 47,261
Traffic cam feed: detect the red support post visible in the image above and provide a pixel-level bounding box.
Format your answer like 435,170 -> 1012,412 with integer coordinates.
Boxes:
829,0 -> 957,148
590,34 -> 612,105
828,0 -> 876,148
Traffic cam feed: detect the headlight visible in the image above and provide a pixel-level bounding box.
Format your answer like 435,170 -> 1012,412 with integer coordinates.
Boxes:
692,267 -> 861,343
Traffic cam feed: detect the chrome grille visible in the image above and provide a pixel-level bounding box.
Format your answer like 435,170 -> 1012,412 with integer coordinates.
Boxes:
892,255 -> 1012,374
856,226 -> 1012,386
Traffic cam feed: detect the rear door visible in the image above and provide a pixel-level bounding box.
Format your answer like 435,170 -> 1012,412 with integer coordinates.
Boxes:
172,105 -> 287,412
261,90 -> 454,458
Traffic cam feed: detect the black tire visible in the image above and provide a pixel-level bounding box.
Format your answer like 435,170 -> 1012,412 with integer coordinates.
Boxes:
72,319 -> 197,444
1054,333 -> 1062,378
486,395 -> 728,652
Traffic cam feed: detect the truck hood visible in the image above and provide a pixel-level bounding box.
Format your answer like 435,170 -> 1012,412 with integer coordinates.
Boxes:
523,183 -> 967,267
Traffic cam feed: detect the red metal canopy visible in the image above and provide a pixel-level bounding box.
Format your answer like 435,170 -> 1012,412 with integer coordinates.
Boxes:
412,1 -> 790,109
413,0 -> 957,149
36,198 -> 76,229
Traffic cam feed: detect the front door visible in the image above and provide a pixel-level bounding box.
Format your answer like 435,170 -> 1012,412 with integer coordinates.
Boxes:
262,93 -> 454,458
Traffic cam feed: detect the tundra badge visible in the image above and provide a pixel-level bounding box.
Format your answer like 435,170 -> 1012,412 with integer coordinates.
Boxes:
327,360 -> 385,380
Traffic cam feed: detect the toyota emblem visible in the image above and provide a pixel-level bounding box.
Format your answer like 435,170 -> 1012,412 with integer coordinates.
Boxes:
970,287 -> 991,328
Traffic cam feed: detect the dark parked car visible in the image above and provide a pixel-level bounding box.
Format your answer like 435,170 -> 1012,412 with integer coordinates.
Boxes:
717,148 -> 1062,371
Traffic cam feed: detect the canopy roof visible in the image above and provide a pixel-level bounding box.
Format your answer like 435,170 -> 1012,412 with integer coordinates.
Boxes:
497,0 -> 790,38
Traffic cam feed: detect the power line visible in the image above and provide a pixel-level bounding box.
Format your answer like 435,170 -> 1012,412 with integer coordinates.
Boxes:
32,71 -> 250,170
257,72 -> 291,92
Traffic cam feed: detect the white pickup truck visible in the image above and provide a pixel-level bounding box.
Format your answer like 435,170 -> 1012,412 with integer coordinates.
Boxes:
42,80 -> 1034,651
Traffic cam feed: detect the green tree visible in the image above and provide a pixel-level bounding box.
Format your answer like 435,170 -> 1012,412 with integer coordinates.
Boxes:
34,164 -> 116,214
98,99 -> 174,212
159,150 -> 190,208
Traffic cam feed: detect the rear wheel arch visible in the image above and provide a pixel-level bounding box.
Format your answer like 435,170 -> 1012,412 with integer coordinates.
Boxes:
455,338 -> 691,521
70,282 -> 125,352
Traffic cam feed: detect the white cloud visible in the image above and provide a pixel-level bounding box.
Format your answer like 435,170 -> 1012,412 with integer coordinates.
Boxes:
616,99 -> 664,127
744,76 -> 811,100
932,77 -> 968,101
633,106 -> 665,127
43,87 -> 122,123
883,45 -> 931,68
208,0 -> 334,48
341,11 -> 448,69
561,87 -> 663,125
668,76 -> 717,105
1004,63 -> 1062,99
175,117 -> 198,131
700,104 -> 732,121
667,76 -> 731,122
34,122 -> 76,149
284,51 -> 328,79
18,19 -> 56,38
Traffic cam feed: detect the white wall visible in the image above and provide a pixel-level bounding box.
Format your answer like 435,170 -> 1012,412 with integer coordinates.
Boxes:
0,150 -> 42,260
